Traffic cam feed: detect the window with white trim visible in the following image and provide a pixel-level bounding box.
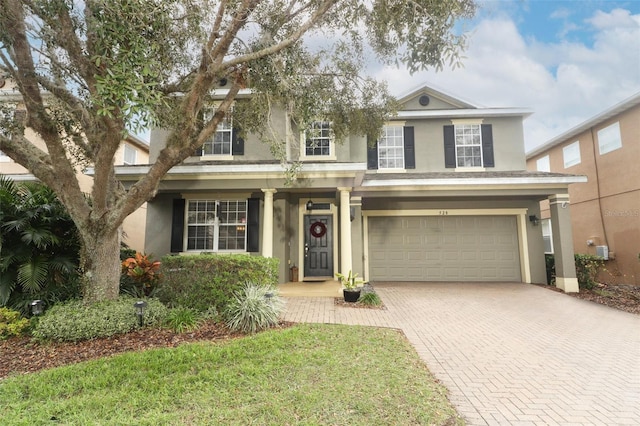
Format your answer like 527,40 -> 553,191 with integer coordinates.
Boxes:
305,121 -> 332,156
455,124 -> 482,167
123,143 -> 137,165
597,122 -> 622,155
536,155 -> 550,172
186,200 -> 247,251
202,110 -> 233,155
563,141 -> 581,168
378,125 -> 404,169
542,219 -> 554,254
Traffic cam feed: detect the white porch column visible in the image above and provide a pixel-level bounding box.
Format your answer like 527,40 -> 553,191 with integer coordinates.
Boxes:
261,189 -> 276,258
338,187 -> 352,275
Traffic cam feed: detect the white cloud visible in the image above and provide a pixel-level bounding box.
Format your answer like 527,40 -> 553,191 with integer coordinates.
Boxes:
373,7 -> 640,152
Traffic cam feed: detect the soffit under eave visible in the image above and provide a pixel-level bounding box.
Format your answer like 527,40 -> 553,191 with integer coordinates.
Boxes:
354,185 -> 571,198
115,170 -> 360,182
141,176 -> 359,192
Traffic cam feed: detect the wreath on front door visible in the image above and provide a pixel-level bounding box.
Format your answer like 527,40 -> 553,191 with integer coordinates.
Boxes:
310,221 -> 327,238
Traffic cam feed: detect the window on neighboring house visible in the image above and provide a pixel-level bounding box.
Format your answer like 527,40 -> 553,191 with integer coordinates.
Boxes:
123,143 -> 137,165
378,125 -> 404,169
597,122 -> 622,155
0,150 -> 10,162
563,141 -> 581,168
305,121 -> 332,157
455,124 -> 483,167
186,199 -> 247,251
536,155 -> 550,172
541,219 -> 554,254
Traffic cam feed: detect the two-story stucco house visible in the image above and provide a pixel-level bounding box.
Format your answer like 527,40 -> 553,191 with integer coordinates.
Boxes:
0,78 -> 150,252
116,83 -> 586,292
527,92 -> 640,285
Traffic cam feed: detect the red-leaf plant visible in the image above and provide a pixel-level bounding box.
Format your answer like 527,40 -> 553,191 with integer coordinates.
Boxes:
121,253 -> 162,296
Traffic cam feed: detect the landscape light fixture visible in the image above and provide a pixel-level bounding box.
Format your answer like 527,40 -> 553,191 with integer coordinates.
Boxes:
30,300 -> 44,316
133,300 -> 147,327
529,215 -> 540,226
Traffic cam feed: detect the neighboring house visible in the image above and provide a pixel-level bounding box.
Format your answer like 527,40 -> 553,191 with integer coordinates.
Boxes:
0,78 -> 150,252
116,83 -> 586,292
527,93 -> 640,285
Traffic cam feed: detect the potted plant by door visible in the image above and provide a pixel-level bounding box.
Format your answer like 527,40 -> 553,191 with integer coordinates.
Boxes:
336,270 -> 364,302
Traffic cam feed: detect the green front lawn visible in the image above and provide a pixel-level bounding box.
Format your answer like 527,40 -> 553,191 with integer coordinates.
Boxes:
1,324 -> 462,425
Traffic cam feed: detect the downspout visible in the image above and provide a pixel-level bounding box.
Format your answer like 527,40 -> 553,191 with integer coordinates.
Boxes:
589,127 -> 610,247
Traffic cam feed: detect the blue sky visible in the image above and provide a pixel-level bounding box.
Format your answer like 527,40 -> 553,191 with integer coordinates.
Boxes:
375,0 -> 640,151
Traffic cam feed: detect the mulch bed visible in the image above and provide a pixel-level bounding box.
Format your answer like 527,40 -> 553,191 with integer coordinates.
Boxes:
333,298 -> 386,309
0,321 -> 294,380
563,283 -> 640,315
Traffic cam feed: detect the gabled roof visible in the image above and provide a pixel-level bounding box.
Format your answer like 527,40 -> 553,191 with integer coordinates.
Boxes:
527,91 -> 640,158
397,82 -> 480,109
394,82 -> 532,120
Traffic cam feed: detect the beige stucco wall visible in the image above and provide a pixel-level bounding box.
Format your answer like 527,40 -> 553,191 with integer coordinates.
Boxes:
0,127 -> 150,252
527,104 -> 640,284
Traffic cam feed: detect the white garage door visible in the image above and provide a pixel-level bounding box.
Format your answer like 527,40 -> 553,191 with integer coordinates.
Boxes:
368,215 -> 521,282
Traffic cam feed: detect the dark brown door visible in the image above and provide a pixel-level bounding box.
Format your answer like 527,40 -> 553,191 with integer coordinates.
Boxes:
304,215 -> 333,278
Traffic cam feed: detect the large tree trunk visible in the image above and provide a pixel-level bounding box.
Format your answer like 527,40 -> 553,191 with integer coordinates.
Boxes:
79,226 -> 122,303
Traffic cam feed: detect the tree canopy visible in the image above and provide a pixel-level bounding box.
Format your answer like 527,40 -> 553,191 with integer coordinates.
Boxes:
0,0 -> 476,302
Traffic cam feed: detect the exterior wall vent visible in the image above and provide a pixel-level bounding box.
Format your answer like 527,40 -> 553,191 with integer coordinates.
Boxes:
595,245 -> 609,260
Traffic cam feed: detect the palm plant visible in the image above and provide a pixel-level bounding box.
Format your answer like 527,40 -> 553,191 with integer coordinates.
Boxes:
0,176 -> 81,313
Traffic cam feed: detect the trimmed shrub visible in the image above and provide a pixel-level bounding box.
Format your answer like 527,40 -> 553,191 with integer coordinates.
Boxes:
0,307 -> 30,339
545,254 -> 605,290
157,254 -> 279,312
545,254 -> 555,285
574,254 -> 606,290
225,283 -> 285,334
32,297 -> 168,342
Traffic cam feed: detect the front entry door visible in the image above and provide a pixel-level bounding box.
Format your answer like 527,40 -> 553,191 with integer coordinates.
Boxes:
304,215 -> 333,278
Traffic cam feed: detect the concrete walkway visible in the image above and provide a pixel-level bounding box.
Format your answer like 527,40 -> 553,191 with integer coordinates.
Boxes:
281,282 -> 640,425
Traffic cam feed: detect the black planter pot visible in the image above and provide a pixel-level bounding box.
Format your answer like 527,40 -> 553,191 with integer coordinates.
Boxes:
343,288 -> 361,303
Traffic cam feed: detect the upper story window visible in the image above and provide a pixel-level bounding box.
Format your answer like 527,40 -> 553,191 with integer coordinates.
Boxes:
378,125 -> 404,169
123,143 -> 137,165
304,121 -> 332,157
563,141 -> 581,168
444,123 -> 494,169
597,122 -> 622,155
186,199 -> 247,252
202,111 -> 233,156
455,124 -> 483,167
536,155 -> 550,172
367,125 -> 415,171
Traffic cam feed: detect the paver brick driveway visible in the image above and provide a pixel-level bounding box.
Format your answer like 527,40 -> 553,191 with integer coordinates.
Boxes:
281,282 -> 640,425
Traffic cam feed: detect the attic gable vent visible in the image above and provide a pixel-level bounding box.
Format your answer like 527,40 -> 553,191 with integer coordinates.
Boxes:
418,95 -> 430,106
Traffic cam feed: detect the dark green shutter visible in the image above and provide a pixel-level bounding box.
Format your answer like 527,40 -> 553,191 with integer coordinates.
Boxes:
170,199 -> 186,253
367,136 -> 378,170
403,126 -> 415,169
246,198 -> 260,252
443,125 -> 456,168
232,127 -> 244,155
481,124 -> 494,167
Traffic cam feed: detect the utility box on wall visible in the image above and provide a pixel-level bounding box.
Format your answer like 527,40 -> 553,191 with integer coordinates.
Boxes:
596,245 -> 609,260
